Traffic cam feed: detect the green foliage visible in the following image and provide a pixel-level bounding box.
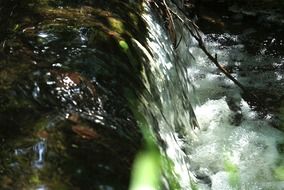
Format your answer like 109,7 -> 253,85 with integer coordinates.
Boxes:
129,112 -> 182,190
130,128 -> 183,190
130,150 -> 161,190
30,174 -> 41,185
130,127 -> 161,190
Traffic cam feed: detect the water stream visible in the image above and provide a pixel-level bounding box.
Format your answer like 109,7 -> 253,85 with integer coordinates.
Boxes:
1,0 -> 284,189
140,1 -> 284,189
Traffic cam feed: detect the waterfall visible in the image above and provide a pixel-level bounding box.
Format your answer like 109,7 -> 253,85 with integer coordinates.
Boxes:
132,2 -> 199,189
136,1 -> 284,190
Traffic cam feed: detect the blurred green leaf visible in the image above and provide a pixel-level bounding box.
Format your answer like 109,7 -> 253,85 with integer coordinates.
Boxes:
119,40 -> 129,52
130,150 -> 161,190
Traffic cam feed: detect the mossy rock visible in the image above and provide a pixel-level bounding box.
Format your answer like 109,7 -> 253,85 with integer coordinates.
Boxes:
0,1 -> 146,189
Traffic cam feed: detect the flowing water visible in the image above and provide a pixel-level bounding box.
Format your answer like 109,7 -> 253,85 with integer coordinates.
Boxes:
1,0 -> 284,189
140,1 -> 284,189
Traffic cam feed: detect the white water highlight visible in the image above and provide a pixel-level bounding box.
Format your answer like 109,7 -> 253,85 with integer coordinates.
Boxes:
140,2 -> 284,190
139,3 -> 198,189
188,33 -> 284,190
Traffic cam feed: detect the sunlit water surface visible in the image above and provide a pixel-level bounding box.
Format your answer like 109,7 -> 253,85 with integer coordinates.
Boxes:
141,2 -> 284,189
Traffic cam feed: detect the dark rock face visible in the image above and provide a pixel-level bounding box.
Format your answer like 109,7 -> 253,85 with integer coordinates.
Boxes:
0,0 -> 145,189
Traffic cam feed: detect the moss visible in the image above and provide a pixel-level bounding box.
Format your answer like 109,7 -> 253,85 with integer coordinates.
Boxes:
33,116 -> 50,130
0,98 -> 32,112
129,13 -> 139,27
161,155 -> 182,190
0,0 -> 147,189
108,17 -> 125,34
30,174 -> 41,185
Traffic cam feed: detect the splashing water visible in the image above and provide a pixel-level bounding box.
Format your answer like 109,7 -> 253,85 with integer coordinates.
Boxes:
188,32 -> 284,189
140,2 -> 284,190
138,3 -> 198,189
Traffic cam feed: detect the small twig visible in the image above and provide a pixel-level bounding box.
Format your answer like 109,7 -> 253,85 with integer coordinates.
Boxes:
162,0 -> 177,46
174,35 -> 183,49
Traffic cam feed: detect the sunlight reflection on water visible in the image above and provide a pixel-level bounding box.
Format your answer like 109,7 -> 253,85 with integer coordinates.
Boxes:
33,141 -> 46,169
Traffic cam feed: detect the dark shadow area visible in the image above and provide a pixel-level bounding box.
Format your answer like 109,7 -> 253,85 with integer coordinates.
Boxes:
0,0 -> 147,189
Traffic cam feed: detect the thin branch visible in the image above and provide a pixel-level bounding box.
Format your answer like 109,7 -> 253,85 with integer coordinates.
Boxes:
162,0 -> 177,46
159,0 -> 260,103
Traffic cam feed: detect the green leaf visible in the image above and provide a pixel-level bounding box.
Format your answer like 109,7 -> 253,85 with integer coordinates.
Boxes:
130,150 -> 161,190
119,40 -> 129,52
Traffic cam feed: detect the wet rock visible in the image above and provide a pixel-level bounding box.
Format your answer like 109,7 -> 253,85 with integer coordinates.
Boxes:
0,0 -> 145,189
72,125 -> 99,140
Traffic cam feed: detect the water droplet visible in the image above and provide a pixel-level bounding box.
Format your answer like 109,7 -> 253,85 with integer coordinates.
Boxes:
32,82 -> 40,99
38,32 -> 49,38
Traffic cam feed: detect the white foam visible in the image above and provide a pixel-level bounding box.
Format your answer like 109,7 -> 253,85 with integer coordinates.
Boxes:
142,3 -> 284,189
190,97 -> 284,189
187,33 -> 284,189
